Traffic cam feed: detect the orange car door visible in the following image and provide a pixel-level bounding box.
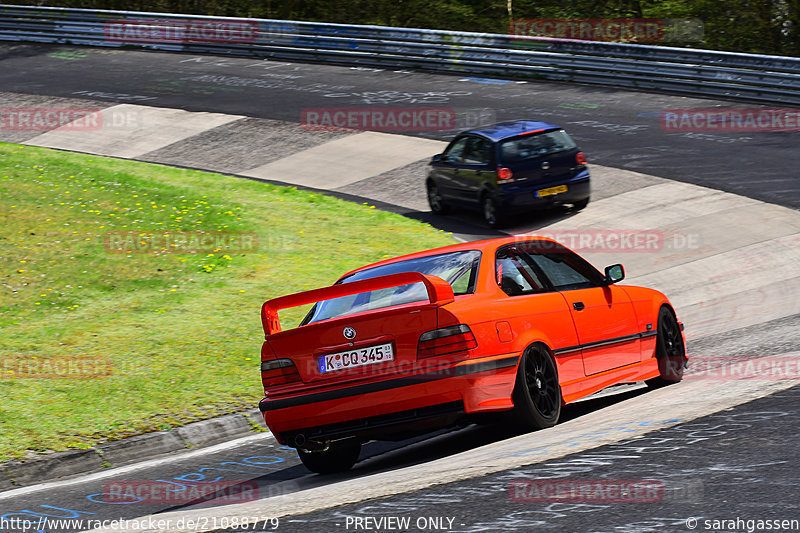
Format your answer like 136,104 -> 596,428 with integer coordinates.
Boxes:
522,244 -> 640,376
493,251 -> 585,387
558,286 -> 640,375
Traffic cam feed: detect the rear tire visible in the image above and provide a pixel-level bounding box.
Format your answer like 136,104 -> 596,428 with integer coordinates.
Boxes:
427,181 -> 450,215
573,197 -> 590,211
646,306 -> 686,388
481,194 -> 505,228
508,344 -> 561,431
297,439 -> 361,474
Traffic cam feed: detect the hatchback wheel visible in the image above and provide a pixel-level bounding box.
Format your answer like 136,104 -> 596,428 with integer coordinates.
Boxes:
482,194 -> 505,228
427,181 -> 450,215
573,197 -> 590,211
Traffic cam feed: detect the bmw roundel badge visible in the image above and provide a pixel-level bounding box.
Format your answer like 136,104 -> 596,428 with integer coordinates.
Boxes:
343,327 -> 356,339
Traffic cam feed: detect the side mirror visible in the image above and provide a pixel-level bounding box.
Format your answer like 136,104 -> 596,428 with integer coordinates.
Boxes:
431,153 -> 444,164
604,264 -> 625,284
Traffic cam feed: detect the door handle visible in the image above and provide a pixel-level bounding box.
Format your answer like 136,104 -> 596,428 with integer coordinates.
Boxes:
573,302 -> 585,311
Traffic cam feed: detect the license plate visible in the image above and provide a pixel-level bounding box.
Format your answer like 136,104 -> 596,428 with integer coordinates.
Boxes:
318,343 -> 394,373
537,184 -> 568,197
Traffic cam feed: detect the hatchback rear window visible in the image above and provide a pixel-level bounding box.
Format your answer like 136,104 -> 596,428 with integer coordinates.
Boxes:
499,130 -> 577,163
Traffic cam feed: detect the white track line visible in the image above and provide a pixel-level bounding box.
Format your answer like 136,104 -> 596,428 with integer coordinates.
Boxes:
0,433 -> 274,501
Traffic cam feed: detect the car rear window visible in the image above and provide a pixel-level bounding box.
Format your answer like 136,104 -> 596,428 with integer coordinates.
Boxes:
499,129 -> 577,163
302,250 -> 481,325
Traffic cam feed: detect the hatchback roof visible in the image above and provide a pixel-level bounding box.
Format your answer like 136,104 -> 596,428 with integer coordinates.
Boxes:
464,120 -> 561,142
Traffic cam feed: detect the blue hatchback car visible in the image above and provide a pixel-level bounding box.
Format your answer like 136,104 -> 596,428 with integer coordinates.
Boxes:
426,120 -> 590,227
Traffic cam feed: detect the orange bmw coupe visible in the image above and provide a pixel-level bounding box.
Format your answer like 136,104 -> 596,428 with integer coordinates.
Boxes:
259,237 -> 687,473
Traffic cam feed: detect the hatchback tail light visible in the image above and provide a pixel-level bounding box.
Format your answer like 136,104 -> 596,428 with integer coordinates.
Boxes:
418,324 -> 477,358
261,358 -> 301,389
576,151 -> 587,166
496,167 -> 513,183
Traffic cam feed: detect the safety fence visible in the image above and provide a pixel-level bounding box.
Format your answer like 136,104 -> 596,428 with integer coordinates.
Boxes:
1,4 -> 799,105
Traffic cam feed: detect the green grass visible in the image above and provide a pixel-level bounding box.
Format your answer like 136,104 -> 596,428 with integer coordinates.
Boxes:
0,143 -> 455,461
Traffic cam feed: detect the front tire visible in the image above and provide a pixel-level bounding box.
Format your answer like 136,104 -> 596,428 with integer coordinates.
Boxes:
427,181 -> 450,215
297,439 -> 361,474
646,306 -> 686,388
508,344 -> 561,431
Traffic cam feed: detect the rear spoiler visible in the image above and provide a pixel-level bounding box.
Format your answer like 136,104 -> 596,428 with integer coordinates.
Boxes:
261,272 -> 455,336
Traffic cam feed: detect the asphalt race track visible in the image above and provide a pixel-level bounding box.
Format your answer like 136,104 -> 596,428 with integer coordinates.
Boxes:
2,44 -> 799,209
280,385 -> 800,533
0,43 -> 799,533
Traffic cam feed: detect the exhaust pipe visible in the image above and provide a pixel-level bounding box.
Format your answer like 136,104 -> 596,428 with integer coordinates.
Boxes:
293,434 -> 330,452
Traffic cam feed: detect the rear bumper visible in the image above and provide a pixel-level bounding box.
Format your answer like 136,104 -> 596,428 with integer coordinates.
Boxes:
499,171 -> 590,211
281,401 -> 467,445
260,354 -> 519,444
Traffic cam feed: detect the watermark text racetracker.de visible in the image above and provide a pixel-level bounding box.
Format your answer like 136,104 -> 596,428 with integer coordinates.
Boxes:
0,106 -> 144,132
105,19 -> 259,44
0,516 -> 279,532
103,231 -> 260,254
685,354 -> 800,382
101,480 -> 258,505
0,107 -> 100,131
1,355 -> 112,379
661,108 -> 800,132
510,18 -> 703,43
509,478 -> 702,503
514,230 -> 701,253
300,107 -> 496,132
302,107 -> 455,132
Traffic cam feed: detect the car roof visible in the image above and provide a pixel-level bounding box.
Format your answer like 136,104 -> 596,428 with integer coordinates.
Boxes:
341,236 -> 562,279
461,120 -> 562,142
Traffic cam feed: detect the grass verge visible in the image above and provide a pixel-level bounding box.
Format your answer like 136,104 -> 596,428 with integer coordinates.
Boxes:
0,142 -> 455,461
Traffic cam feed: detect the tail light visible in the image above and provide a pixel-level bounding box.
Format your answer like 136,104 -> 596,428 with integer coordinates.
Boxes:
496,167 -> 513,183
418,324 -> 477,358
261,358 -> 301,389
576,151 -> 587,166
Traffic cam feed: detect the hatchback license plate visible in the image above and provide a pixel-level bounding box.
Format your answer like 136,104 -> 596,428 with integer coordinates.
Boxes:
319,343 -> 394,373
537,184 -> 568,197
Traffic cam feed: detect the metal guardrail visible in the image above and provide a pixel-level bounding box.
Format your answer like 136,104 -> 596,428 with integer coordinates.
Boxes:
1,4 -> 799,106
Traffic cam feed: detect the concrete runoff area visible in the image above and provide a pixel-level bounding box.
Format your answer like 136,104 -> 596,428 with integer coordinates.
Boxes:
24,104 -> 244,159
139,117 -> 356,175
239,131 -> 444,189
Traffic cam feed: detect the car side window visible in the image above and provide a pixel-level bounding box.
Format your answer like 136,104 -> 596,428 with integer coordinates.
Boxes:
527,254 -> 593,290
462,137 -> 492,165
520,243 -> 605,290
495,241 -> 606,294
495,249 -> 548,296
443,137 -> 468,162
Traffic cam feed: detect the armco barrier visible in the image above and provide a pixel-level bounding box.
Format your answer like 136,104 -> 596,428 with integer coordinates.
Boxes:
1,4 -> 799,105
